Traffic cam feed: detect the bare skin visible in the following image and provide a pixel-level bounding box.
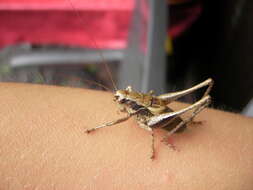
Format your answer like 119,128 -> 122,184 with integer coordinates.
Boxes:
0,83 -> 253,190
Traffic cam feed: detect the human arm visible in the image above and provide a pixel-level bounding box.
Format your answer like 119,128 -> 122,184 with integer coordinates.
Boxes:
0,83 -> 253,189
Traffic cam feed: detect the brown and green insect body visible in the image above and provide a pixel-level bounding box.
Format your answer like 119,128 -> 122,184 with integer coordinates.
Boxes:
86,78 -> 213,159
114,86 -> 185,133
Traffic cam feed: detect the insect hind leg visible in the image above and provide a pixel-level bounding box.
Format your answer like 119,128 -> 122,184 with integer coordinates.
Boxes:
202,78 -> 214,98
158,78 -> 213,103
147,95 -> 211,126
162,95 -> 211,144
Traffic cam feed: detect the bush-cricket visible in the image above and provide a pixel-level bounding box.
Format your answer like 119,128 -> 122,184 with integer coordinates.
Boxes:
67,0 -> 214,160
85,79 -> 213,159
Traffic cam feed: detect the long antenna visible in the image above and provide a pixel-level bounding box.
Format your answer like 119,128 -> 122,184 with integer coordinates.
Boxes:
66,0 -> 118,91
53,73 -> 113,92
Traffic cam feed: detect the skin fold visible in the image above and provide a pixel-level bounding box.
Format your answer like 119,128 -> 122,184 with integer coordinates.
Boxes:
0,83 -> 253,190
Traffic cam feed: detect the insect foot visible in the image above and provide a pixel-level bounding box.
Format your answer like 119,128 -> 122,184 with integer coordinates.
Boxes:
85,128 -> 96,134
189,120 -> 205,126
150,153 -> 155,160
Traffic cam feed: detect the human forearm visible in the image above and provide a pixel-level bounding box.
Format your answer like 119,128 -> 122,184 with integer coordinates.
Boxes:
0,83 -> 253,189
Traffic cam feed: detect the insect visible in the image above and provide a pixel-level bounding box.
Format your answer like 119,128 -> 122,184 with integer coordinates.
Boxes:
85,78 -> 213,159
66,0 -> 214,159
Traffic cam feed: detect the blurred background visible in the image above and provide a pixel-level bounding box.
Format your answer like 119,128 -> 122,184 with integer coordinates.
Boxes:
0,0 -> 252,116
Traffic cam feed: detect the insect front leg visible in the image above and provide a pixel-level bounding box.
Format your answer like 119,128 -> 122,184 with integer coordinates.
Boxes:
85,108 -> 146,133
85,114 -> 132,133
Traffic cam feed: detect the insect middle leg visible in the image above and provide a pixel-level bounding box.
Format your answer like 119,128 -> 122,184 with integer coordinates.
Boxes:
150,128 -> 155,160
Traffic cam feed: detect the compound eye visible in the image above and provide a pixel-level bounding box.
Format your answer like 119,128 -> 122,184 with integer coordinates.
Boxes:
119,99 -> 126,104
114,95 -> 119,101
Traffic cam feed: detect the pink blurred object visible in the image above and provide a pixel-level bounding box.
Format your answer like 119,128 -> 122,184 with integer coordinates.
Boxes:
0,0 -> 134,49
169,3 -> 202,38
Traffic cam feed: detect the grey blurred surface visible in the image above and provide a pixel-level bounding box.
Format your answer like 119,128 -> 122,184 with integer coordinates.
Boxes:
0,44 -> 120,90
118,0 -> 167,94
0,0 -> 168,95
